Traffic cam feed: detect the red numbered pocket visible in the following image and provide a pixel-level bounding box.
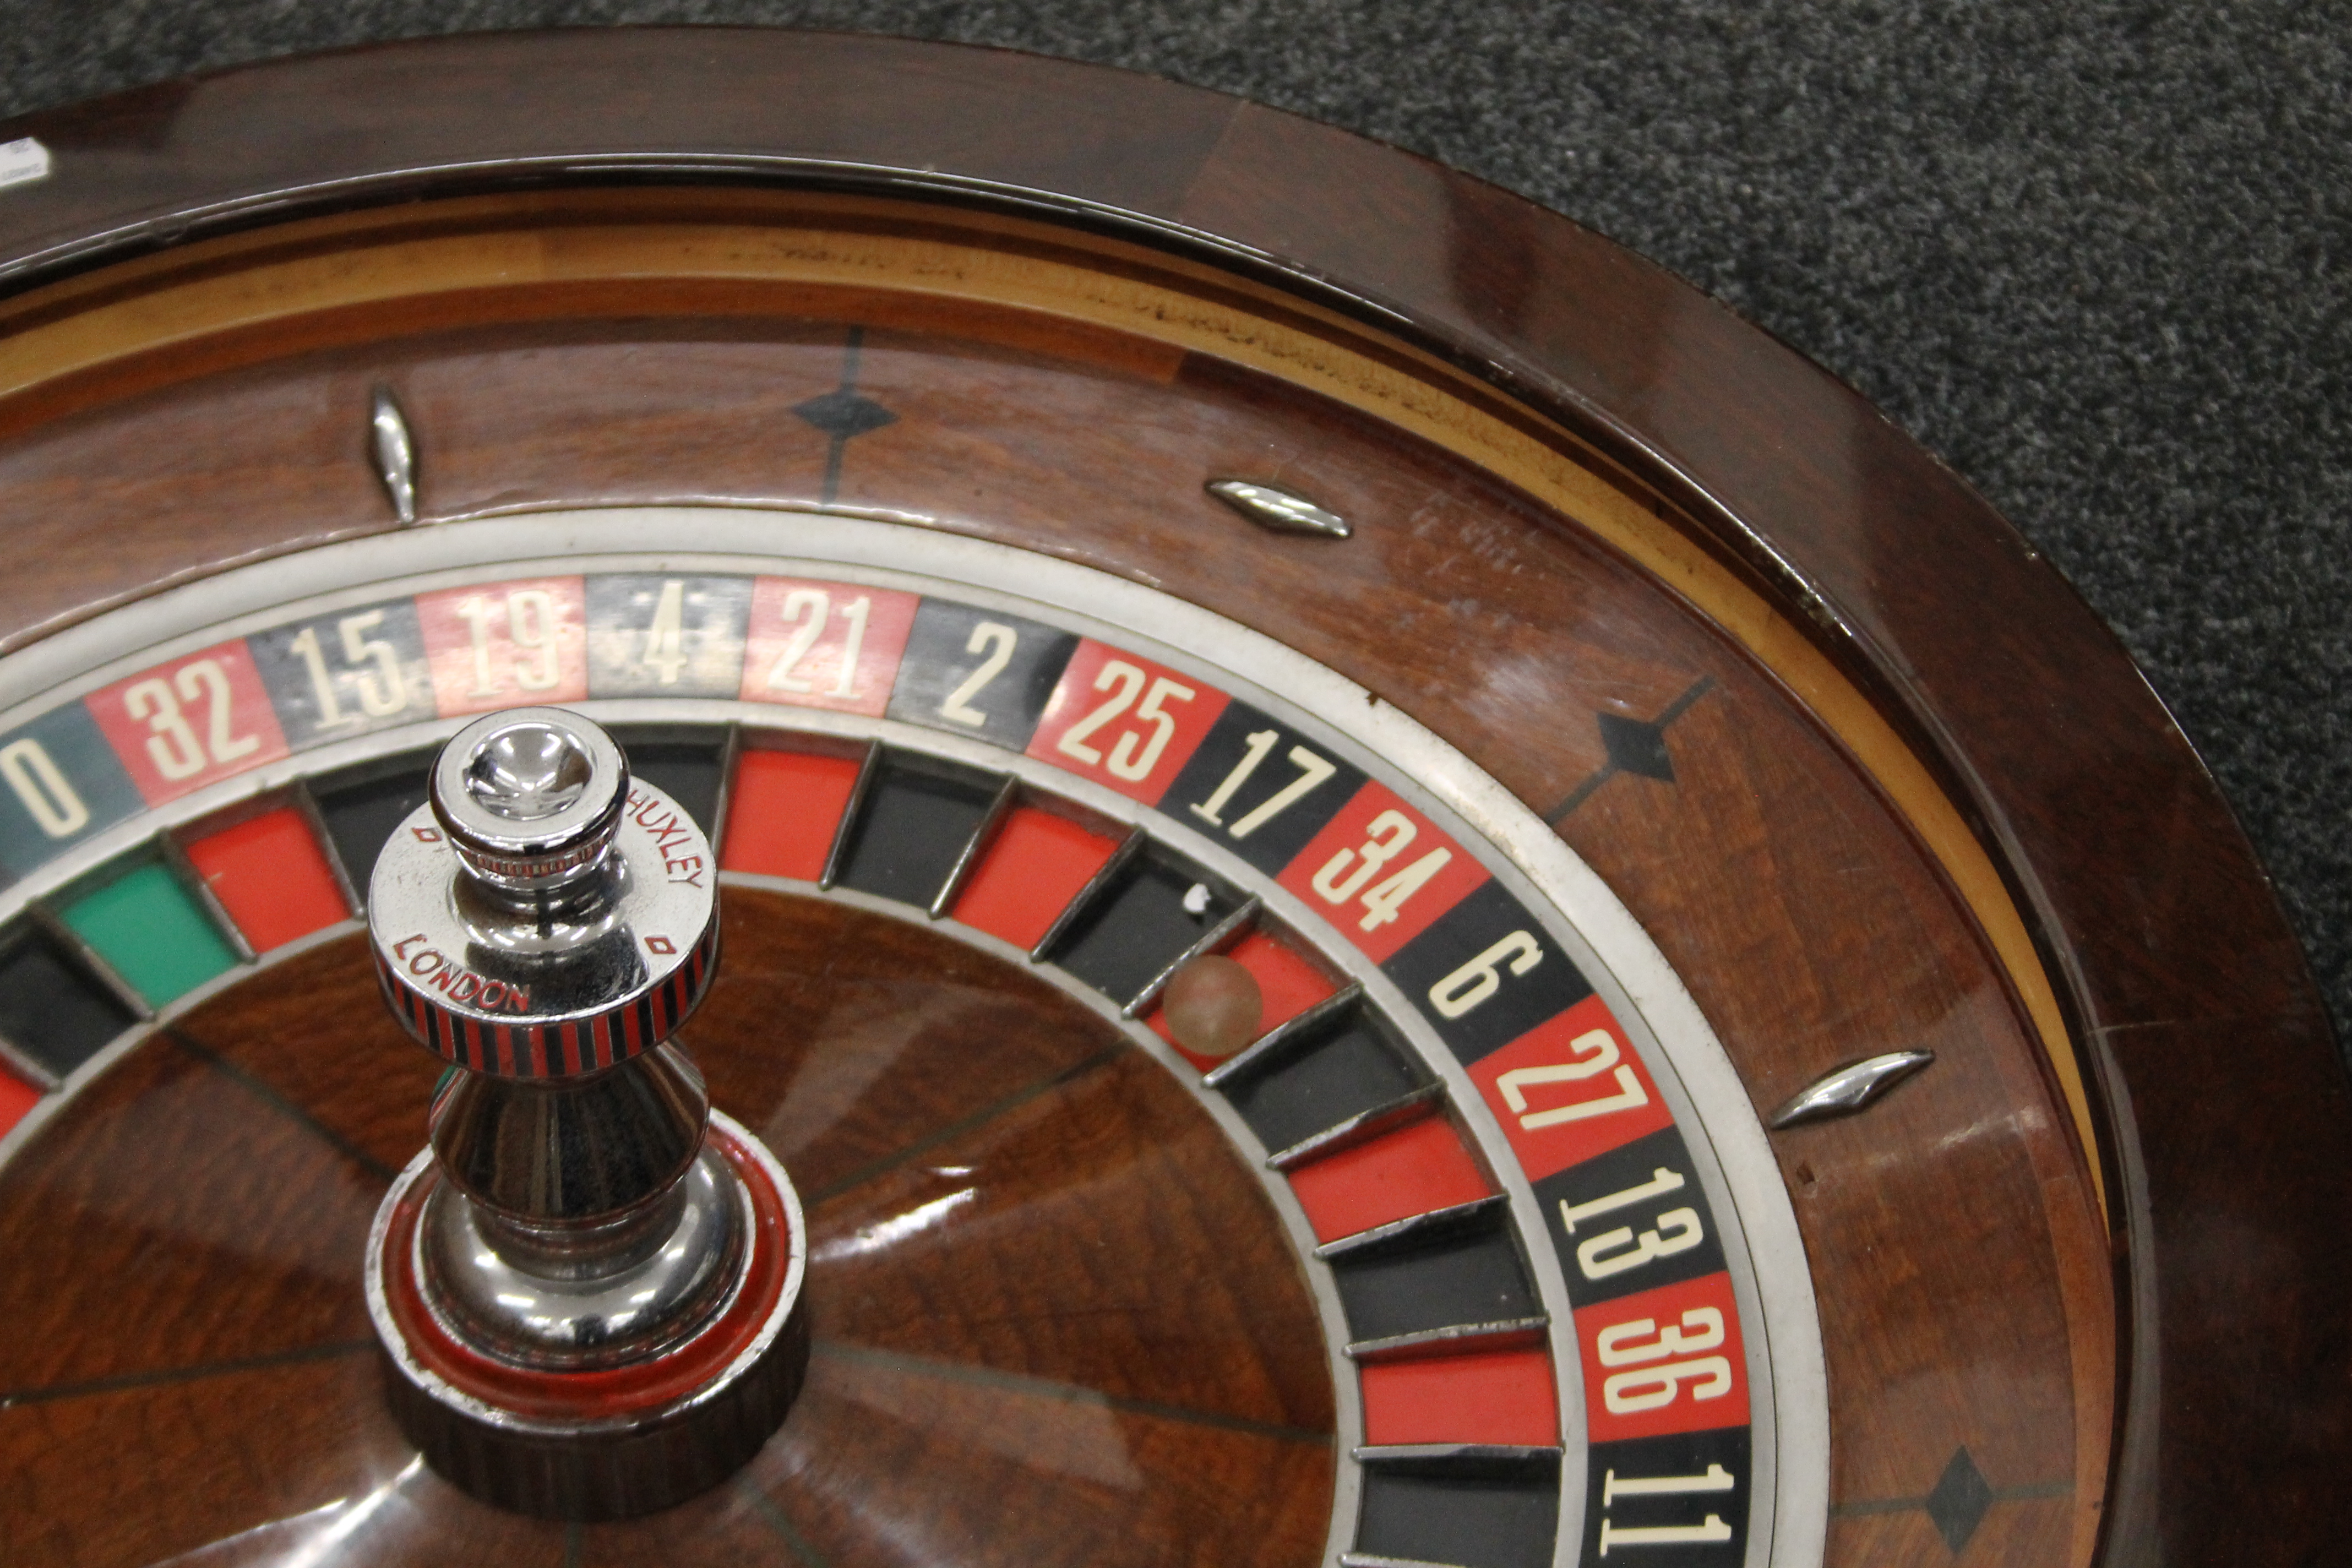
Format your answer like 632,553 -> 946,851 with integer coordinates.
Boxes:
1027,640 -> 1227,803
1468,994 -> 1674,1182
87,640 -> 291,805
1573,1272 -> 1750,1443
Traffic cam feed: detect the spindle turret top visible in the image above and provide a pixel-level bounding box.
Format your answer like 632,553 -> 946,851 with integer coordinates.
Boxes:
370,709 -> 718,1079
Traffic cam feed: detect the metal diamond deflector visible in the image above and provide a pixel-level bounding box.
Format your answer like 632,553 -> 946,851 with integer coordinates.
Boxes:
1770,1049 -> 1936,1129
1206,479 -> 1352,538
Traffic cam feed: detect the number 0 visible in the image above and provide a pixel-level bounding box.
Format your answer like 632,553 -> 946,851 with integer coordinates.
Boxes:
0,738 -> 89,837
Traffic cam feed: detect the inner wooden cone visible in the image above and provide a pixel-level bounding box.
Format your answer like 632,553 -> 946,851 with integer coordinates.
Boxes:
0,888 -> 1337,1567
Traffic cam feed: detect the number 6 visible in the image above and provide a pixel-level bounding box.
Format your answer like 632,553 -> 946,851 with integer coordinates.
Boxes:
1429,930 -> 1543,1018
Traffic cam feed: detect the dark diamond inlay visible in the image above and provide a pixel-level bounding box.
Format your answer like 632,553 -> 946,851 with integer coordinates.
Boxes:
1925,1445 -> 1994,1554
793,388 -> 897,440
1597,710 -> 1676,783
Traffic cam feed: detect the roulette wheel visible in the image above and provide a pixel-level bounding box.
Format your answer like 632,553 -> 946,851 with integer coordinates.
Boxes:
0,26 -> 2344,1568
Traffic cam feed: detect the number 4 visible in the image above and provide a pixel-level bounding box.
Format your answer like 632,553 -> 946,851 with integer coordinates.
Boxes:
639,580 -> 689,685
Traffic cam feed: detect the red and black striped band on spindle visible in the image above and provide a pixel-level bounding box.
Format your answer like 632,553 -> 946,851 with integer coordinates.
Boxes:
372,914 -> 722,1080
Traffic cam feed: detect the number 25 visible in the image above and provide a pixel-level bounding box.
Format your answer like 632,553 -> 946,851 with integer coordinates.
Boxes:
1058,661 -> 1194,781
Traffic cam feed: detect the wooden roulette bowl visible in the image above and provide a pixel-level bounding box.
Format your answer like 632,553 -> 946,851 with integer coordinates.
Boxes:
0,28 -> 2341,1568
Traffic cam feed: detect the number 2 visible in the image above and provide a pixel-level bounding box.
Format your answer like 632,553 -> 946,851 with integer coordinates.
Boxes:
765,590 -> 829,692
939,622 -> 1017,726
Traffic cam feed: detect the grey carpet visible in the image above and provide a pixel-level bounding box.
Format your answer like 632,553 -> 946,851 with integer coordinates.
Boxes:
4,2 -> 2349,1041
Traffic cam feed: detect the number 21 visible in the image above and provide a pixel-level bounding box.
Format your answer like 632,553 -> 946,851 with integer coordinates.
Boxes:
765,589 -> 869,699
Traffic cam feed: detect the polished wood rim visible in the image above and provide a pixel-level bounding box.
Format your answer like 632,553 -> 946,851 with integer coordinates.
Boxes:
0,29 -> 2340,1565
